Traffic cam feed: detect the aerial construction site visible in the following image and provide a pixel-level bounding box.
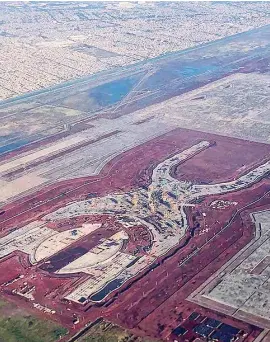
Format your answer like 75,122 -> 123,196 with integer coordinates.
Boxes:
0,22 -> 270,342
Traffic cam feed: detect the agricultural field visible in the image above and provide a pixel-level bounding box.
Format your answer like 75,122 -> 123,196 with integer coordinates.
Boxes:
0,21 -> 270,342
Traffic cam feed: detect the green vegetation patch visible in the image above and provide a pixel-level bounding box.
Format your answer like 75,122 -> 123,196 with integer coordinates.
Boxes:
78,321 -> 160,342
0,298 -> 68,342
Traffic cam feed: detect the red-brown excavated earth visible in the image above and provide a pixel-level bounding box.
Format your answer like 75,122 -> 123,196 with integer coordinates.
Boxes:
174,136 -> 270,184
0,127 -> 270,341
1,127 -> 270,232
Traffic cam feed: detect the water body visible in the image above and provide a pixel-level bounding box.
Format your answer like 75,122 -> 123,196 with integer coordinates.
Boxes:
1,25 -> 270,154
1,24 -> 269,108
0,139 -> 33,154
90,278 -> 125,302
88,75 -> 141,107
